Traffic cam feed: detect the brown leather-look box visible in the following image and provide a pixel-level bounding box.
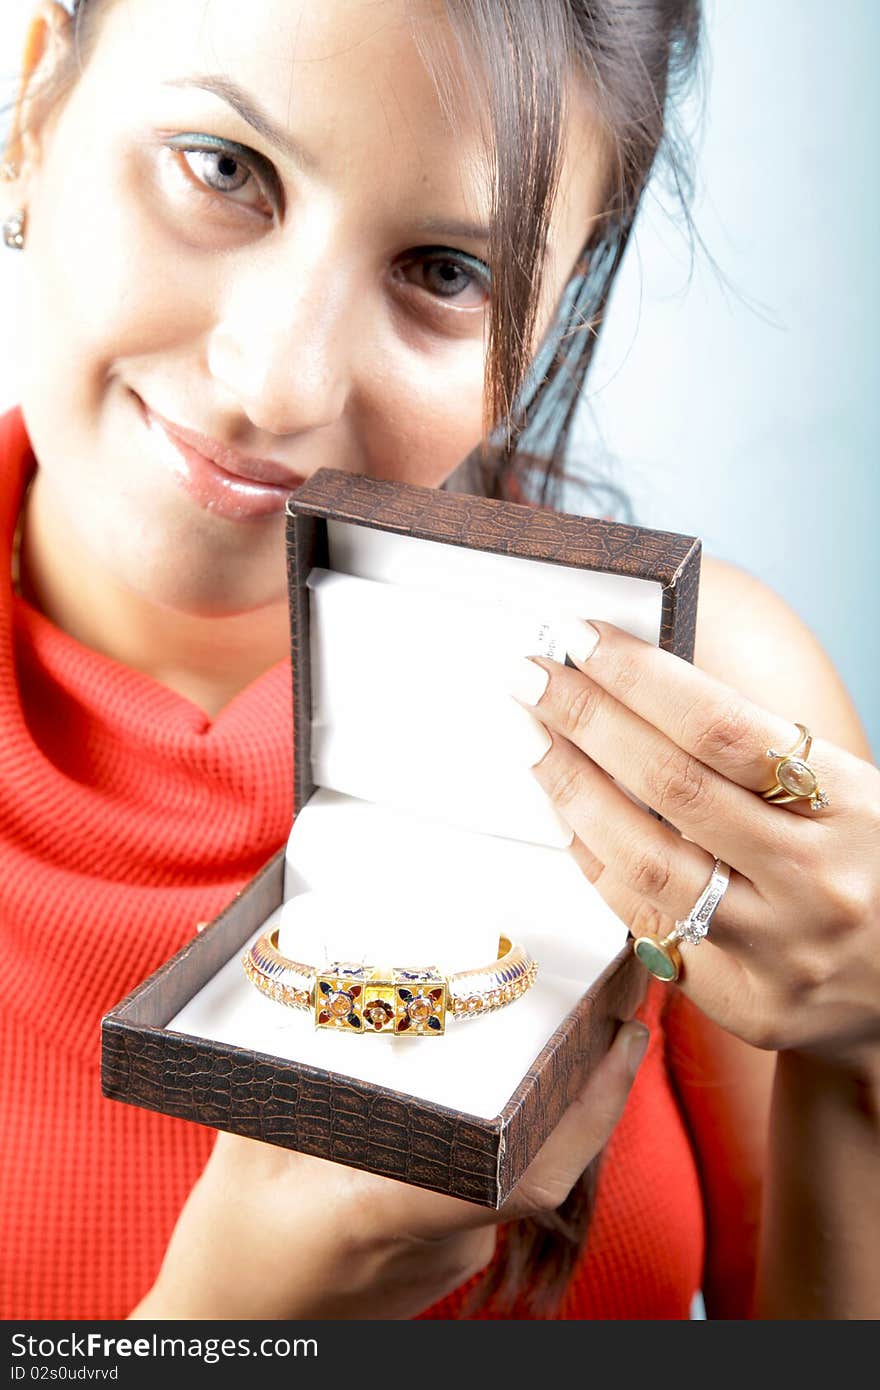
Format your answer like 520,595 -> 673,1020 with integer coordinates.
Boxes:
101,466 -> 701,1208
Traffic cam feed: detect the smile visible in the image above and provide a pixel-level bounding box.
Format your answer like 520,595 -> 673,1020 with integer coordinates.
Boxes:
134,392 -> 308,522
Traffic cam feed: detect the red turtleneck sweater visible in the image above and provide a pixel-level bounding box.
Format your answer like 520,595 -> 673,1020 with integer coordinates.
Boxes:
0,403 -> 704,1319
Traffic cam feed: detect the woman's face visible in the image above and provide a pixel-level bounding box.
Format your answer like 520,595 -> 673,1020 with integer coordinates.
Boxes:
12,0 -> 606,617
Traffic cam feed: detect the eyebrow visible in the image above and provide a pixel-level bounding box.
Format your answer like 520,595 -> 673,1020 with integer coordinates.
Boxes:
418,215 -> 491,243
164,73 -> 491,244
164,74 -> 320,172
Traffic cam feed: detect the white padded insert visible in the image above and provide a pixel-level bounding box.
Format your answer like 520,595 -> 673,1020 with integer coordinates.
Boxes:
166,521 -> 665,1119
307,566 -> 578,847
306,515 -> 663,850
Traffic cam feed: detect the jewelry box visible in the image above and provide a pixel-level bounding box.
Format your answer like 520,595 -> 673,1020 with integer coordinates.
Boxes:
101,466 -> 701,1207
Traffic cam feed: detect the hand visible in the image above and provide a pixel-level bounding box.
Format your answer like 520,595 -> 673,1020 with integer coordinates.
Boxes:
517,619 -> 880,1068
130,1015 -> 649,1320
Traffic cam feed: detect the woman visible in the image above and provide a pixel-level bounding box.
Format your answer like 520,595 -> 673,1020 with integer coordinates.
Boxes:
1,0 -> 877,1321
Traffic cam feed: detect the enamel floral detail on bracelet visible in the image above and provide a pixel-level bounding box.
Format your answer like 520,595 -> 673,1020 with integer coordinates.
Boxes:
394,968 -> 446,1034
315,965 -> 369,1031
314,964 -> 448,1035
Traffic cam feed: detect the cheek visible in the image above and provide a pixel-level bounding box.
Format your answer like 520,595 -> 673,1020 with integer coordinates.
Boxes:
20,134 -> 208,424
360,335 -> 487,488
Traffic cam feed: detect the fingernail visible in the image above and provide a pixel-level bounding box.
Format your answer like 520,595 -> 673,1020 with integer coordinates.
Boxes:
622,1022 -> 650,1077
564,619 -> 600,663
507,656 -> 550,706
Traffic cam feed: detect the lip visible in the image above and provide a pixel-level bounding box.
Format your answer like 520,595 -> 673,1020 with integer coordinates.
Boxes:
136,394 -> 307,521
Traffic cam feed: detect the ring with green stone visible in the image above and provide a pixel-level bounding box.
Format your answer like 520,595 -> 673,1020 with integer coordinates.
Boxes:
632,857 -> 731,983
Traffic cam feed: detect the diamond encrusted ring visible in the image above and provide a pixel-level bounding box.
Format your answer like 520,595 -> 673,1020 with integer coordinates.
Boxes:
761,723 -> 830,811
632,857 -> 731,983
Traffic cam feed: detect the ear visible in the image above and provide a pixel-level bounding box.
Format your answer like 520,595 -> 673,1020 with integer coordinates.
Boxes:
3,2 -> 77,193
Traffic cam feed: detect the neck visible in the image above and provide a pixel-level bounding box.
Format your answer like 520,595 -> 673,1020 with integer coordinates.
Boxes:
18,470 -> 290,720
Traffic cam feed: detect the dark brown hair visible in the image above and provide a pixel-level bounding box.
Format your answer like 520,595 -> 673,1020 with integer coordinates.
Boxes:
421,0 -> 705,523
4,0 -> 702,1317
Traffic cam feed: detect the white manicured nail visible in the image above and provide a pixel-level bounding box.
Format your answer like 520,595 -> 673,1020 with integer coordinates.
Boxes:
565,618 -> 600,663
508,657 -> 550,706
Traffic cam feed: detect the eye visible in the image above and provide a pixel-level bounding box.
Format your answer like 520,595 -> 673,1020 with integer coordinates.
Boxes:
397,247 -> 491,310
163,134 -> 277,216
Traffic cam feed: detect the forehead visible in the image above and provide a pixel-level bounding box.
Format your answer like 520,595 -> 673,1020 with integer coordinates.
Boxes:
92,1 -> 488,186
87,0 -> 607,269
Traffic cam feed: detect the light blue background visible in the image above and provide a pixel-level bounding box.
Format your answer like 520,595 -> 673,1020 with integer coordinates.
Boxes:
2,0 -> 876,756
569,0 -> 878,759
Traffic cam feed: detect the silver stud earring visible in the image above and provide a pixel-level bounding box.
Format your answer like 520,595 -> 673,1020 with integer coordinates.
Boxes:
2,209 -> 26,251
1,161 -> 26,250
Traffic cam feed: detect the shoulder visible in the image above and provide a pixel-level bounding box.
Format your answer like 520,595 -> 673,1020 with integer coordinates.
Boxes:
695,553 -> 874,762
664,554 -> 873,1312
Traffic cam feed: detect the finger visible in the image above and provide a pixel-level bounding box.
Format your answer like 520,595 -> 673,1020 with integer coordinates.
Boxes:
655,933 -> 768,1038
594,855 -> 775,984
512,655 -> 821,871
586,859 -> 779,1045
528,728 -> 761,945
561,618 -> 839,818
567,827 -> 606,887
501,1019 -> 650,1220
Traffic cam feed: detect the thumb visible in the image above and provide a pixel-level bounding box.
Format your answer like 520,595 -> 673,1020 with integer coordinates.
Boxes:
502,1019 -> 650,1219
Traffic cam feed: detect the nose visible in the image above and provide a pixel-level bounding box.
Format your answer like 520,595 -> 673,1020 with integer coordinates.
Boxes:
206,233 -> 355,437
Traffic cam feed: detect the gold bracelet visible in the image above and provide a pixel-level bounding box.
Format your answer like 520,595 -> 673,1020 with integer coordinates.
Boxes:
242,928 -> 537,1037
